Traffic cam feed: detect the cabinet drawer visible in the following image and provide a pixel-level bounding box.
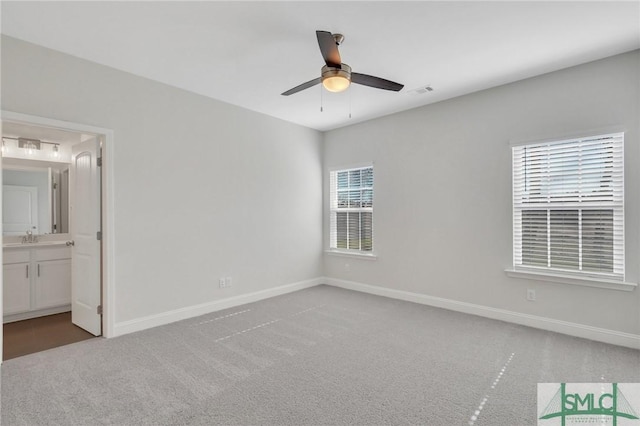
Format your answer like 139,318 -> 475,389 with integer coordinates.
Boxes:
3,249 -> 31,264
34,246 -> 71,261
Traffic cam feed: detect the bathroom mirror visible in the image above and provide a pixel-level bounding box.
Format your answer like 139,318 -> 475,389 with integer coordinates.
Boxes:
2,158 -> 70,236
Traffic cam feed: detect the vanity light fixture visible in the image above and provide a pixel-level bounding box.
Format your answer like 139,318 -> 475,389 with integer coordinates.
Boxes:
12,137 -> 62,157
24,141 -> 38,155
18,137 -> 42,155
3,136 -> 64,160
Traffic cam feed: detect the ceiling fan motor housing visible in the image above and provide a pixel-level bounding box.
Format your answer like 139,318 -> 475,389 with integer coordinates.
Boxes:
321,63 -> 352,92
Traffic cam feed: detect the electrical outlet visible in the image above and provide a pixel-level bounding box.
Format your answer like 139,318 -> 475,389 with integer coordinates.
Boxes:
527,289 -> 536,301
226,276 -> 232,287
219,278 -> 226,288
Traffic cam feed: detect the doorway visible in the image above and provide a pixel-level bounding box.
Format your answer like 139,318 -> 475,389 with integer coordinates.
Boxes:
0,112 -> 114,361
3,312 -> 95,360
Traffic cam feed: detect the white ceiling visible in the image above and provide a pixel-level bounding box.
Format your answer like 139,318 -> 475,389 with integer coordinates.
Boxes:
2,1 -> 639,132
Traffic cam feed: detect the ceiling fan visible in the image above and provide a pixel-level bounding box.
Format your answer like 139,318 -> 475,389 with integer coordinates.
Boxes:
281,30 -> 404,96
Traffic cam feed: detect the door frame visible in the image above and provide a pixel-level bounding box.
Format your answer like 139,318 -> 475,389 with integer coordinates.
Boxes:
0,111 -> 116,362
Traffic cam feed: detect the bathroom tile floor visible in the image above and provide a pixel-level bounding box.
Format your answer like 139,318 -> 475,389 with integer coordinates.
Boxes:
3,312 -> 95,360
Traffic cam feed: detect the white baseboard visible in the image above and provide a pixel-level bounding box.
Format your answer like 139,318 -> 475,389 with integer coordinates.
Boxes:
323,277 -> 640,350
113,277 -> 324,337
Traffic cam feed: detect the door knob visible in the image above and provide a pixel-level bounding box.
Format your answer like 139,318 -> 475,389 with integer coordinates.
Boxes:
66,240 -> 75,246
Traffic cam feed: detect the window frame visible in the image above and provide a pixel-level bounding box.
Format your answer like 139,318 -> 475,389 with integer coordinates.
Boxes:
507,132 -> 636,290
327,164 -> 376,258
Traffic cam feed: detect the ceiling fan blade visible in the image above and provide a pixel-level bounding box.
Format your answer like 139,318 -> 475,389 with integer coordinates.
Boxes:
351,73 -> 404,92
316,30 -> 341,68
281,77 -> 322,96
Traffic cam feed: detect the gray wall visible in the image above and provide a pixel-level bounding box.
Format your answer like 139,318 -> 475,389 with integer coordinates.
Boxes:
324,50 -> 640,335
1,36 -> 324,324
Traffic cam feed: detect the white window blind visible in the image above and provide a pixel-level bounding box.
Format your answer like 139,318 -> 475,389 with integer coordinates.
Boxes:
330,166 -> 373,252
512,133 -> 624,279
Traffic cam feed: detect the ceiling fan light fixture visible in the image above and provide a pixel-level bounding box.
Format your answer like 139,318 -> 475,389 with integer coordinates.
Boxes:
323,76 -> 350,93
321,64 -> 351,93
281,31 -> 403,96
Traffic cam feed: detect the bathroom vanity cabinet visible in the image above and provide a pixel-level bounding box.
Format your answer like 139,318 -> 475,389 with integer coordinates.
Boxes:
3,243 -> 71,322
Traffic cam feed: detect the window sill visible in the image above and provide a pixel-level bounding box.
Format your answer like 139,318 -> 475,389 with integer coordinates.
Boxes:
504,268 -> 637,292
325,250 -> 378,261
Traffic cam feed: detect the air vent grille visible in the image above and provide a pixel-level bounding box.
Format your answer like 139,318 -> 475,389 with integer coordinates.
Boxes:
407,86 -> 434,96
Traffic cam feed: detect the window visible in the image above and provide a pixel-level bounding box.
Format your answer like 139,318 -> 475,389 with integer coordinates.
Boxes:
329,166 -> 373,253
512,133 -> 624,280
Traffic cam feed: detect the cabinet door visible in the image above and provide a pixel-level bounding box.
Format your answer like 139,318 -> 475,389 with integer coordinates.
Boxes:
34,259 -> 71,310
3,262 -> 31,315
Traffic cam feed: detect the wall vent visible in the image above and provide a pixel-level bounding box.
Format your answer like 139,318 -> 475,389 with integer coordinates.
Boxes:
407,86 -> 434,96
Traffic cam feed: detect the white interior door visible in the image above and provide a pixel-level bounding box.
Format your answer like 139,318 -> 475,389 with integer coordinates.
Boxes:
2,185 -> 38,235
70,138 -> 101,336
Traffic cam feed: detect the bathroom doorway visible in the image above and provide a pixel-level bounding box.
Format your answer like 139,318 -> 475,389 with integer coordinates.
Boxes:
1,112 -> 113,361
